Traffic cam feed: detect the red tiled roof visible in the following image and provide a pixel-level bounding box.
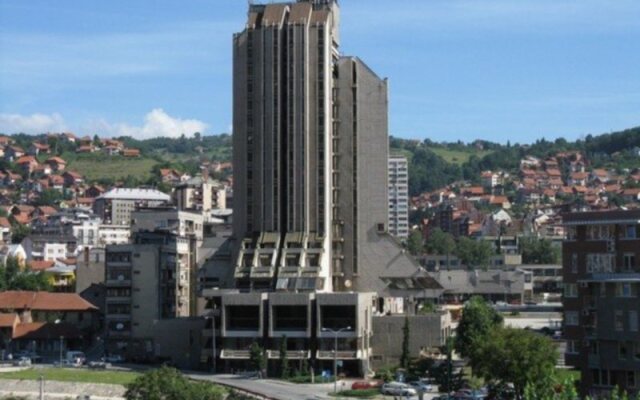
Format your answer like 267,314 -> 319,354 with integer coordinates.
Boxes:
12,322 -> 83,340
46,157 -> 67,165
36,206 -> 57,215
0,313 -> 17,328
16,155 -> 37,164
0,291 -> 97,311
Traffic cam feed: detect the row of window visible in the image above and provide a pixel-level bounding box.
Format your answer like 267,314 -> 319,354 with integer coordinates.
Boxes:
564,310 -> 638,332
592,369 -> 637,388
563,282 -> 638,298
567,224 -> 640,240
569,253 -> 636,273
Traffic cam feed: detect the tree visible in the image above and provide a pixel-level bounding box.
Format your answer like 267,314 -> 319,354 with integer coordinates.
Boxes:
249,341 -> 266,375
125,366 -> 225,400
278,335 -> 290,379
454,296 -> 503,359
406,230 -> 423,255
471,327 -> 558,400
10,223 -> 31,244
399,316 -> 410,369
455,237 -> 493,269
424,228 -> 455,256
34,189 -> 63,206
519,237 -> 559,265
0,257 -> 52,291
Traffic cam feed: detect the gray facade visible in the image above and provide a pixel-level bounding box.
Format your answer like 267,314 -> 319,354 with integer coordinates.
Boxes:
370,314 -> 451,370
231,0 -> 408,294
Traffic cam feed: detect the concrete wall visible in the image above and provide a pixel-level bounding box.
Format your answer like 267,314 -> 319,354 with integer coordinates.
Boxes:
370,314 -> 449,370
154,318 -> 205,370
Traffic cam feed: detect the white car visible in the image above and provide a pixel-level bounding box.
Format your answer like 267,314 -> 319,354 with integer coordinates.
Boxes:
12,356 -> 32,366
381,382 -> 417,396
409,381 -> 433,392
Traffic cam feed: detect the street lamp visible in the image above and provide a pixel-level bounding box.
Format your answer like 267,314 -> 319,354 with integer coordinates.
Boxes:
321,326 -> 351,394
53,319 -> 63,366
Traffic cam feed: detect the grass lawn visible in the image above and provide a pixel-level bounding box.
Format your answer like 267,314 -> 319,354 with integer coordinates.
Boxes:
0,367 -> 141,386
429,147 -> 493,165
66,154 -> 159,181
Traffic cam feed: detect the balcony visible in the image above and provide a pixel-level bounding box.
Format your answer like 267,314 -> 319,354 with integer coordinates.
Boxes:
266,350 -> 310,360
106,261 -> 132,268
107,329 -> 131,338
106,296 -> 131,304
316,350 -> 359,360
220,349 -> 250,359
106,279 -> 132,287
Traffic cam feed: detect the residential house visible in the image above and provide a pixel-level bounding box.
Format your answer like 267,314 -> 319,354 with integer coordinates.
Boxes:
28,142 -> 51,156
63,171 -> 84,187
0,291 -> 98,359
75,145 -> 94,154
21,234 -> 77,261
621,188 -> 640,203
85,185 -> 105,198
122,148 -> 140,157
60,132 -> 77,143
45,157 -> 67,172
4,146 -> 25,162
49,175 -> 65,191
16,155 -> 39,174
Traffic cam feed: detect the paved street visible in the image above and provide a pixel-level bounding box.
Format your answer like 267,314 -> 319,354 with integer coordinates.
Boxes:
188,373 -> 441,400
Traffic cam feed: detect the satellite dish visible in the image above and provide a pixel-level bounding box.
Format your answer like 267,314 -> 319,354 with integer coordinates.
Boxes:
118,275 -> 124,281
116,323 -> 124,330
344,279 -> 352,288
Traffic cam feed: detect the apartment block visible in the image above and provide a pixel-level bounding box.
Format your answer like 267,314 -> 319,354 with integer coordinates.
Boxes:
388,155 -> 409,238
173,176 -> 227,212
93,188 -> 171,225
562,210 -> 640,397
104,232 -> 199,359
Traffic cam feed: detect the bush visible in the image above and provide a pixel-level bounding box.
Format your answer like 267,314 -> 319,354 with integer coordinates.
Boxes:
329,389 -> 379,398
125,366 -> 225,400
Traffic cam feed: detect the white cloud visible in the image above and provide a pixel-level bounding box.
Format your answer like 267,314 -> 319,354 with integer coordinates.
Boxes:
0,112 -> 67,135
86,108 -> 208,139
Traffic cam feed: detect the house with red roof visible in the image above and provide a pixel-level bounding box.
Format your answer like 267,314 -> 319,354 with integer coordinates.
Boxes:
4,145 -> 25,162
28,142 -> 51,156
0,291 -> 98,357
16,155 -> 39,174
123,148 -> 140,157
63,171 -> 84,187
45,157 -> 67,172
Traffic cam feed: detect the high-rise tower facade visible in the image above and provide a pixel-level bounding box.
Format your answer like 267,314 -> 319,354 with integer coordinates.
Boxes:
232,0 -> 395,293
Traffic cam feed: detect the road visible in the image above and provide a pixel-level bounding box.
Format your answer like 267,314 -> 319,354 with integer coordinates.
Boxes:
188,373 -> 441,400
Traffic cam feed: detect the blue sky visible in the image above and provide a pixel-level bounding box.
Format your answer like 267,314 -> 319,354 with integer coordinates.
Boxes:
1,0 -> 639,143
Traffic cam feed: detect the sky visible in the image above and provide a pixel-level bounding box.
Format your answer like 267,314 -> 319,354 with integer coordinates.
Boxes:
1,0 -> 640,144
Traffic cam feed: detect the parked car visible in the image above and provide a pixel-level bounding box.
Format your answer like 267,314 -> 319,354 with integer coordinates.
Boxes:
381,382 -> 417,396
409,380 -> 433,392
352,380 -> 383,390
102,355 -> 124,363
12,356 -> 32,366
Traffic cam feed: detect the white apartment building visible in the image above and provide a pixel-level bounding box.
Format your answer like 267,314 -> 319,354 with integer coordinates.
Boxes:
388,155 -> 409,238
93,188 -> 171,226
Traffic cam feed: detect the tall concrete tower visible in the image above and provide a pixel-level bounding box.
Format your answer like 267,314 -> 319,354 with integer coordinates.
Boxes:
232,0 -> 412,294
